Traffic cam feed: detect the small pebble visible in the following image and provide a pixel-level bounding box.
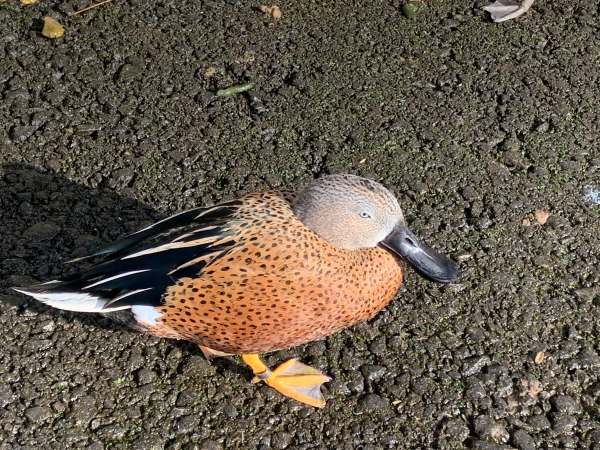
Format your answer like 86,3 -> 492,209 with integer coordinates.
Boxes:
271,431 -> 293,449
41,16 -> 64,39
474,415 -> 509,443
357,394 -> 389,413
551,395 -> 582,414
25,406 -> 52,422
462,355 -> 491,376
512,429 -> 535,450
360,364 -> 386,382
552,414 -> 577,434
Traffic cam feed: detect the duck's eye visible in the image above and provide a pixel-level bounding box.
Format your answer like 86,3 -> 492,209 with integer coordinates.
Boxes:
359,211 -> 372,219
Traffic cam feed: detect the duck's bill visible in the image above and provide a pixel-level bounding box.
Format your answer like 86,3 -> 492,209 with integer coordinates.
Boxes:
380,225 -> 458,284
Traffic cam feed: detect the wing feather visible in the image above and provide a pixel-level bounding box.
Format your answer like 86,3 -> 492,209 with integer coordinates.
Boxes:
14,200 -> 243,312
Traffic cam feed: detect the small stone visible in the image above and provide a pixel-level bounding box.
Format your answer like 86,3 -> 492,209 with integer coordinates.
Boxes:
176,415 -> 198,434
466,380 -> 487,401
569,348 -> 600,370
552,414 -> 577,434
471,440 -> 512,450
109,168 -> 135,188
118,63 -> 143,81
24,222 -> 61,241
474,415 -> 509,443
461,186 -> 478,201
271,431 -> 293,449
222,402 -> 238,419
360,364 -> 386,382
534,351 -> 545,364
402,1 -> 423,19
589,430 -> 600,444
574,287 -> 600,301
443,418 -> 470,443
534,209 -> 550,225
136,368 -> 157,385
357,394 -> 389,413
25,406 -> 52,422
258,5 -> 282,19
346,371 -> 365,394
10,125 -> 36,142
41,16 -> 64,39
368,336 -> 387,355
551,395 -> 581,414
199,440 -> 222,450
42,321 -> 56,332
527,414 -> 551,431
462,355 -> 491,376
0,385 -> 16,408
512,430 -> 535,450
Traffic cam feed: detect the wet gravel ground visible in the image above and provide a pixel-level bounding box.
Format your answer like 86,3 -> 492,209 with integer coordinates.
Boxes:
2,0 -> 600,448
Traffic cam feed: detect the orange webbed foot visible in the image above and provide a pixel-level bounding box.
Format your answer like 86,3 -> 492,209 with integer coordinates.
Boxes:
242,354 -> 331,408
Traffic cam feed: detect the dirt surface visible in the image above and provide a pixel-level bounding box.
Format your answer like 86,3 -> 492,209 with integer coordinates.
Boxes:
1,0 -> 600,448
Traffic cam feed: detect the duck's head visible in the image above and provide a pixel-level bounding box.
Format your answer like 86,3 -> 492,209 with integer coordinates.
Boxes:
293,174 -> 458,283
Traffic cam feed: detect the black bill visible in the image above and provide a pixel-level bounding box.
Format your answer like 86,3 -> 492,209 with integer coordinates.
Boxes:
380,224 -> 458,284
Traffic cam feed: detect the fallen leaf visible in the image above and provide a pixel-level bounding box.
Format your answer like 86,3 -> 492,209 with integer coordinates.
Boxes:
521,217 -> 531,226
520,379 -> 542,399
534,351 -> 545,364
534,209 -> 551,225
41,16 -> 65,39
21,0 -> 39,5
259,4 -> 282,19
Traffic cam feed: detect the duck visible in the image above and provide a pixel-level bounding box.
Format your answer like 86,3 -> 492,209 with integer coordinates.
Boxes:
484,0 -> 535,22
13,174 -> 458,408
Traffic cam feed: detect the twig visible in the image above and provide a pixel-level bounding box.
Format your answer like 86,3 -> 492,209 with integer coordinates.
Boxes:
70,0 -> 113,16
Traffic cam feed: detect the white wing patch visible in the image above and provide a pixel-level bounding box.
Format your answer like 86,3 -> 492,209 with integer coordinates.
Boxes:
131,305 -> 163,326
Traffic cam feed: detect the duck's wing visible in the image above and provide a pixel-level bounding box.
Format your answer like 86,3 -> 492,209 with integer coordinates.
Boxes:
14,199 -> 244,313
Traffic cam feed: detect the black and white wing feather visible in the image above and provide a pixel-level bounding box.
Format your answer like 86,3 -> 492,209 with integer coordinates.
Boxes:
14,200 -> 242,314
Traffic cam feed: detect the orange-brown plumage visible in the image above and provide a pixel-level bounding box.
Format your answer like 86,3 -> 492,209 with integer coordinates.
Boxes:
15,174 -> 456,407
156,192 -> 403,353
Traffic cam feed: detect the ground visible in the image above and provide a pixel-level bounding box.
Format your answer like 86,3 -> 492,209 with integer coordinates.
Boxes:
1,0 -> 599,448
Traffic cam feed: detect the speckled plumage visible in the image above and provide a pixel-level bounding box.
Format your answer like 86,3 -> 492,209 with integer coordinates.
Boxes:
155,192 -> 403,353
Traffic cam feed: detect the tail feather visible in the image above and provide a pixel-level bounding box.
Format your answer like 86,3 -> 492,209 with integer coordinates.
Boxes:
12,284 -> 128,313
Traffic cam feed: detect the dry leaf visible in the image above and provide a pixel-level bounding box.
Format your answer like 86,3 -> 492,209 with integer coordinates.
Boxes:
521,217 -> 531,226
534,209 -> 551,225
41,16 -> 65,39
259,4 -> 282,19
520,379 -> 542,399
534,351 -> 545,364
21,0 -> 39,5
